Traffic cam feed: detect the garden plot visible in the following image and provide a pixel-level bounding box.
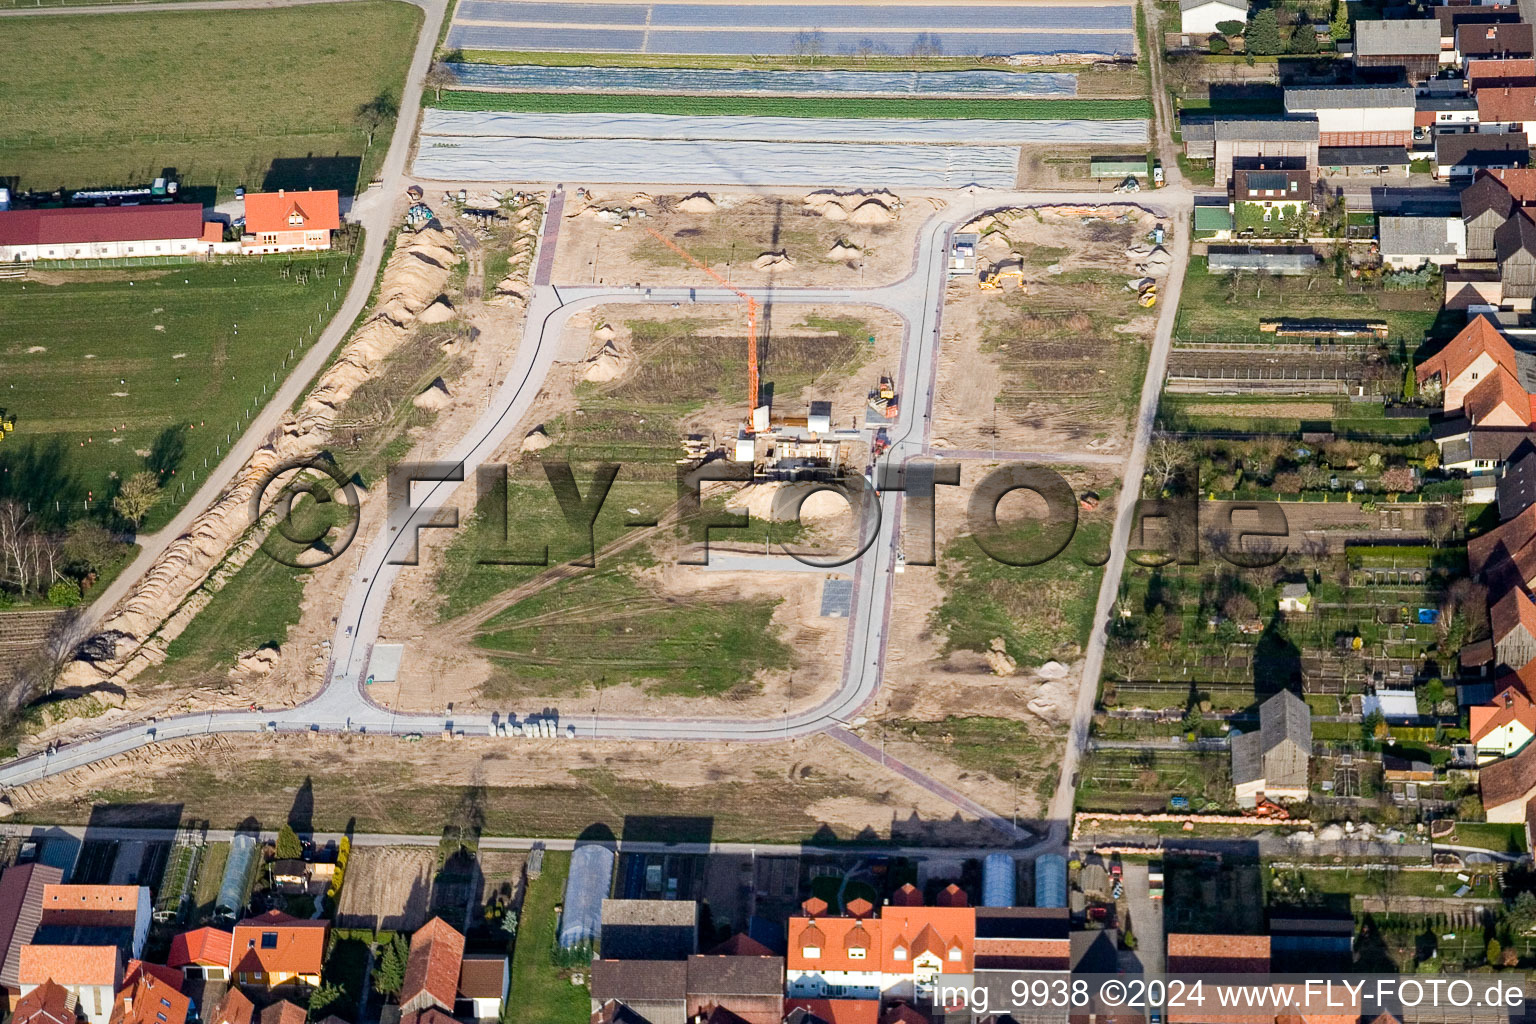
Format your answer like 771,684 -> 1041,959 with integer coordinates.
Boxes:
931,205 -> 1161,453
335,847 -> 437,932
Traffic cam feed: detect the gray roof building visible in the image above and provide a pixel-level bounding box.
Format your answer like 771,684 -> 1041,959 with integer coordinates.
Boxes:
1206,245 -> 1320,274
1355,18 -> 1442,57
1379,215 -> 1465,257
1319,145 -> 1410,168
1231,689 -> 1312,802
1437,131 -> 1531,171
1285,84 -> 1416,111
1213,116 -> 1320,142
1180,0 -> 1245,11
1499,440 -> 1536,519
600,899 -> 699,961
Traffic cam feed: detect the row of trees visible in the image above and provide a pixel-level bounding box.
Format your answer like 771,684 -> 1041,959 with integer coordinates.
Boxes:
1213,2 -> 1348,57
0,502 -> 130,607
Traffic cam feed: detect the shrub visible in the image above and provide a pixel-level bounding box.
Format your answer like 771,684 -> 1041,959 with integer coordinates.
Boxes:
47,581 -> 81,607
1216,18 -> 1246,35
1208,34 -> 1230,53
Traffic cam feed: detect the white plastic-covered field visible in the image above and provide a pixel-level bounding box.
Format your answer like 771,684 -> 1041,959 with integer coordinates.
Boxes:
415,136 -> 1024,186
446,0 -> 1136,56
412,109 -> 1148,186
444,64 -> 1081,97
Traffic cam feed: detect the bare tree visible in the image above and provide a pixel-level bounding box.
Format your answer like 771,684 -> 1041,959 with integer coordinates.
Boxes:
424,62 -> 455,102
1146,435 -> 1189,496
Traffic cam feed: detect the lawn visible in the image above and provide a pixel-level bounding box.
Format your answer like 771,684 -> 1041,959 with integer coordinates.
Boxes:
509,851 -> 591,1024
432,91 -> 1154,120
1158,395 -> 1430,439
0,2 -> 421,196
0,254 -> 357,532
1174,257 -> 1441,346
472,547 -> 794,698
191,841 -> 229,924
1447,821 -> 1529,854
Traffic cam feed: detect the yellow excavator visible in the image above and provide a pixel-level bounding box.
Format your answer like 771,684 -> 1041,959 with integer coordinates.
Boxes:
979,255 -> 1027,292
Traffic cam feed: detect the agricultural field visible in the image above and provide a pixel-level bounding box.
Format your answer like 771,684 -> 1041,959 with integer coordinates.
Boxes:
0,254 -> 358,532
0,2 -> 421,196
450,47 -> 1134,78
433,91 -> 1154,120
932,205 -> 1160,453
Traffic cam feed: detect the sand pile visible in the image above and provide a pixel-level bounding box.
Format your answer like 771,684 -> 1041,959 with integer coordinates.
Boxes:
418,297 -> 455,324
826,242 -> 862,260
677,193 -> 717,214
583,341 -> 628,383
521,425 -> 552,452
753,251 -> 794,273
54,225 -> 463,695
848,200 -> 894,225
229,646 -> 280,678
412,377 -> 452,411
594,323 -> 616,342
729,482 -> 853,523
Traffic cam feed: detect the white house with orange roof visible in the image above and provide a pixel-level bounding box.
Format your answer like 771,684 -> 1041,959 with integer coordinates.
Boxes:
1418,316 -> 1527,416
16,943 -> 121,1024
240,190 -> 341,254
784,894 -> 974,1004
1471,666 -> 1536,760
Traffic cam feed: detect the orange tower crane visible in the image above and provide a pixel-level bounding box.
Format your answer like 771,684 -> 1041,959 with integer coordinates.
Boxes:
642,225 -> 761,431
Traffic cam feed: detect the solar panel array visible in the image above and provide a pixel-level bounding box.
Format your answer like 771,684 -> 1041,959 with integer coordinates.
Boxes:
447,1 -> 1136,56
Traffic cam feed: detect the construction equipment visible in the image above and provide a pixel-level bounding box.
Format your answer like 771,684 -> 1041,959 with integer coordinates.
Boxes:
868,374 -> 899,419
1138,284 -> 1157,308
643,225 -> 762,431
1245,798 -> 1292,820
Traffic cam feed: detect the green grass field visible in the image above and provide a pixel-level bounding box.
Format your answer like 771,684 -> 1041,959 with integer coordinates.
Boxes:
0,2 -> 421,196
1174,257 -> 1441,346
433,90 -> 1154,119
0,255 -> 357,531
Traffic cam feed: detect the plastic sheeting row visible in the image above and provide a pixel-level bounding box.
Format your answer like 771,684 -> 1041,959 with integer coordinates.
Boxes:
444,63 -> 1080,97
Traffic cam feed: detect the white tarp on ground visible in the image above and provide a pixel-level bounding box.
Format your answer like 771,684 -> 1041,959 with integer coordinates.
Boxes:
444,63 -> 1080,97
421,108 -> 1149,145
414,135 -> 1024,186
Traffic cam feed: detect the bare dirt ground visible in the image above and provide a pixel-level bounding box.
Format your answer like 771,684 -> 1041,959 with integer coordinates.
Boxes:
931,204 -> 1162,454
373,300 -> 904,720
1016,145 -> 1147,189
336,846 -> 437,932
865,462 -> 1118,819
550,189 -> 945,291
4,732 -> 1016,846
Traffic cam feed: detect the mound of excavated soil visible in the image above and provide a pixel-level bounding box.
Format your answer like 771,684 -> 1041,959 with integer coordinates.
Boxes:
677,193 -> 717,214
412,377 -> 452,411
54,225 -> 463,695
753,251 -> 794,273
583,340 -> 628,383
